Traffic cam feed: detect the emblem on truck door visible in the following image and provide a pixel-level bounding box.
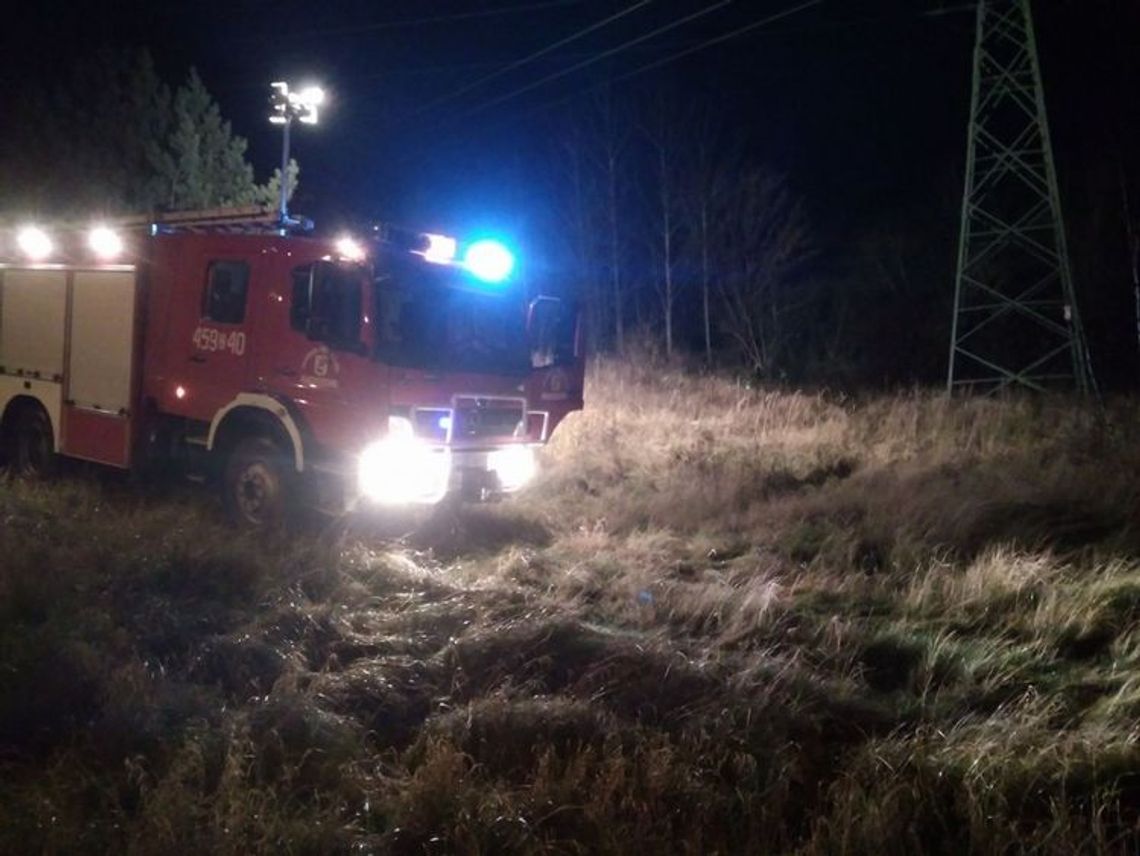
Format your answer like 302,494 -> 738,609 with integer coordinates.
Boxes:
541,368 -> 569,400
301,345 -> 340,389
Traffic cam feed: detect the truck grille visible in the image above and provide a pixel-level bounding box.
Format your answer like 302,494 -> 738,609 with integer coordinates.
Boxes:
453,398 -> 524,440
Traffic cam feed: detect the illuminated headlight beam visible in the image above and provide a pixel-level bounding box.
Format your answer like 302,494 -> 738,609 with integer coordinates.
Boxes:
488,445 -> 537,492
358,417 -> 451,505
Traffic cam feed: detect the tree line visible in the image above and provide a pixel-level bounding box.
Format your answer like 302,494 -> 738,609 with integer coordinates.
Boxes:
543,87 -> 859,380
540,79 -> 1134,386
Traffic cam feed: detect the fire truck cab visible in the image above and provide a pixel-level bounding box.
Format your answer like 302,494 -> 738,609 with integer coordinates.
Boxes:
0,208 -> 584,525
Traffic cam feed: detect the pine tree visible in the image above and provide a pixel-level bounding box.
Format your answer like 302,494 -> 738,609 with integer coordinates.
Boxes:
161,69 -> 256,210
255,159 -> 300,210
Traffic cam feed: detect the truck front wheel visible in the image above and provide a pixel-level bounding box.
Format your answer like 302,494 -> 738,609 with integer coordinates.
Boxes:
222,436 -> 293,528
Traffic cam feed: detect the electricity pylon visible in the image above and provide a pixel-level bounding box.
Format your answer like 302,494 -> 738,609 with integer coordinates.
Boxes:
947,0 -> 1094,394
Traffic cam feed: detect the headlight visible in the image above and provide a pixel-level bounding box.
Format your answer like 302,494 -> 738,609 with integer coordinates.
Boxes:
488,445 -> 537,492
358,417 -> 451,504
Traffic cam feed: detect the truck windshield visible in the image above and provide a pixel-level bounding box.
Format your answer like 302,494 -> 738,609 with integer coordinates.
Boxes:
373,255 -> 530,374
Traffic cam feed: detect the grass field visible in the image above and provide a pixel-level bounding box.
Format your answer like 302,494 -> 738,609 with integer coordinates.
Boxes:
3,358 -> 1140,854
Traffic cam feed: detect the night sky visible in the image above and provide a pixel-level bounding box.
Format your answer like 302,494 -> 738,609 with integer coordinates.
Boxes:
3,0 -> 1138,380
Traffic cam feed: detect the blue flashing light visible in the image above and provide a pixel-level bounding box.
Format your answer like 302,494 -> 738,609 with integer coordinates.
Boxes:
463,239 -> 515,284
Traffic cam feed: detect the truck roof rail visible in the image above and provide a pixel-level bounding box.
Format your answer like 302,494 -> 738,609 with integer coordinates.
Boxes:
370,221 -> 435,253
114,206 -> 313,234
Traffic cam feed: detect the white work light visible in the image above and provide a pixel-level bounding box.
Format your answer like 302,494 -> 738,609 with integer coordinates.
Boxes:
17,226 -> 52,261
422,233 -> 457,265
88,226 -> 123,259
335,236 -> 366,262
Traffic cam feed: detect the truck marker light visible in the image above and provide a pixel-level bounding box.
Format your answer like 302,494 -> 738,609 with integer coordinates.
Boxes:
175,385 -> 187,400
463,240 -> 515,284
422,233 -> 457,264
88,226 -> 123,259
17,226 -> 52,261
335,236 -> 365,261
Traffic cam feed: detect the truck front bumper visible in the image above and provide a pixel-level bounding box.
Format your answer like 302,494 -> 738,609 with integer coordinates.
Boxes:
352,442 -> 538,507
450,446 -> 538,502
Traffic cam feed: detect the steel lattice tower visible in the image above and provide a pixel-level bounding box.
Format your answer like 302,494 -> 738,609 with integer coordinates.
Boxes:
948,0 -> 1094,394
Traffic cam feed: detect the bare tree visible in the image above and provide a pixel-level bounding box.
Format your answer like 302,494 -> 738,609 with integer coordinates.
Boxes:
547,90 -> 635,354
597,89 -> 633,355
640,92 -> 688,360
716,169 -> 814,375
549,115 -> 604,350
682,111 -> 740,365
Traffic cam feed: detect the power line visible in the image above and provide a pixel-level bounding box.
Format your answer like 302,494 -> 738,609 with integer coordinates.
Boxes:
914,3 -> 978,18
332,0 -> 973,169
270,0 -> 587,41
610,0 -> 823,84
407,0 -> 654,119
492,0 -> 827,124
315,4 -> 977,87
454,0 -> 739,120
345,3 -> 973,120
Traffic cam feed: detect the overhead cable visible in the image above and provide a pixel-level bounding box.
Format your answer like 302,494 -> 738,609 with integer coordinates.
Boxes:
409,0 -> 654,118
612,0 -> 824,84
456,0 -> 739,119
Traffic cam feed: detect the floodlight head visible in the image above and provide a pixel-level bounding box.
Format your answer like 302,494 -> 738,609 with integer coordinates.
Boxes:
298,86 -> 325,107
268,81 -> 324,124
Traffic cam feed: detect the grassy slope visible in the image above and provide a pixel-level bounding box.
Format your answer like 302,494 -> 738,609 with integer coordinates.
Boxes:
3,359 -> 1140,854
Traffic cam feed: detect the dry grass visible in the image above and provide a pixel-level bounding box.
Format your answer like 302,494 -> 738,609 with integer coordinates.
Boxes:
2,357 -> 1140,853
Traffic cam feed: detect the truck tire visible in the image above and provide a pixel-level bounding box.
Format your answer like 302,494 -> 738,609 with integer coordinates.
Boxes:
222,436 -> 293,528
6,404 -> 57,478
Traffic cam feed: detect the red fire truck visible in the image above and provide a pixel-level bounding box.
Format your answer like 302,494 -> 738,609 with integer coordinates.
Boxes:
0,207 -> 584,525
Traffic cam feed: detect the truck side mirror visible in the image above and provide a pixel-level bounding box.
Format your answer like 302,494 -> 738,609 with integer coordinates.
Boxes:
527,296 -> 577,368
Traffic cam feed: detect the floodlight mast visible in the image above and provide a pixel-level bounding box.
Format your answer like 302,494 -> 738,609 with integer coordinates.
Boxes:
268,81 -> 324,228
